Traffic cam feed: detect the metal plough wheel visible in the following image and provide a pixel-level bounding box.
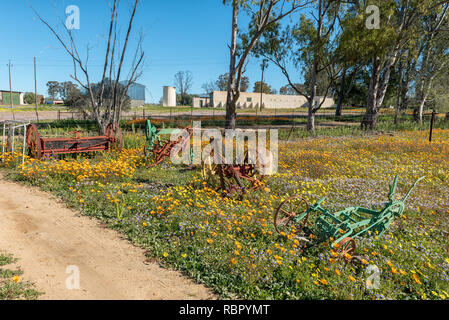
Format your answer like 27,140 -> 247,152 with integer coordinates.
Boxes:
106,122 -> 123,151
274,196 -> 310,236
335,237 -> 356,262
201,155 -> 221,187
238,148 -> 267,190
225,149 -> 266,193
26,124 -> 42,159
145,139 -> 164,165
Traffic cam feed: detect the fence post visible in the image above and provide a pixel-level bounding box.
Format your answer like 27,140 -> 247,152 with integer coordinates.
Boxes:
58,110 -> 61,121
429,110 -> 436,143
256,106 -> 258,124
292,108 -> 295,128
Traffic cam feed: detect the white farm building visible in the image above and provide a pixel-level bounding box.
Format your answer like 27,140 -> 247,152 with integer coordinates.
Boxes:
193,91 -> 334,109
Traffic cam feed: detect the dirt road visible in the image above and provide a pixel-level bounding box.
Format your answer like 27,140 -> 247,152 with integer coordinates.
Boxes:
0,174 -> 214,300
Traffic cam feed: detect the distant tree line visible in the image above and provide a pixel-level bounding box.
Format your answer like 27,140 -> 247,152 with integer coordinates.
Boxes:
221,0 -> 449,131
45,80 -> 131,112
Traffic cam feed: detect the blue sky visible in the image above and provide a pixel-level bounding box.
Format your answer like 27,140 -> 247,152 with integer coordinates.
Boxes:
0,0 -> 303,103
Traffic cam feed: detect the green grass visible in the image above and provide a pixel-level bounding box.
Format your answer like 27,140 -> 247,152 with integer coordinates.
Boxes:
130,104 -> 204,114
0,253 -> 42,300
0,105 -> 68,112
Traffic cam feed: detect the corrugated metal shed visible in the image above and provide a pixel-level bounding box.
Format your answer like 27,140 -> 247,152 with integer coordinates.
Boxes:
121,82 -> 145,101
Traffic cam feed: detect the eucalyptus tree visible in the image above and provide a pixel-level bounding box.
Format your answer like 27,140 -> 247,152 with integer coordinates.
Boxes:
392,46 -> 418,124
414,4 -> 449,123
251,0 -> 343,131
222,0 -> 310,129
216,73 -> 250,92
426,71 -> 449,114
340,0 -> 448,129
333,66 -> 361,117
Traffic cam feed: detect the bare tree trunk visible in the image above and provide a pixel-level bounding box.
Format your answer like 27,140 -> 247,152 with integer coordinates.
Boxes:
362,57 -> 381,130
394,61 -> 404,125
335,68 -> 346,117
415,46 -> 429,124
307,61 -> 317,132
306,0 -> 322,133
394,90 -> 401,125
225,4 -> 239,130
363,52 -> 396,130
417,85 -> 431,125
307,104 -> 315,132
416,66 -> 438,125
417,99 -> 425,125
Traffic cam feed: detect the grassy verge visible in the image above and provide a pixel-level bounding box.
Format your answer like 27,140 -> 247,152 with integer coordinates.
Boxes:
0,253 -> 41,300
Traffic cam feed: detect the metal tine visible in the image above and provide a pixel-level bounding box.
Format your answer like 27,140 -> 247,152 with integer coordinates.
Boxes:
402,176 -> 425,203
388,175 -> 399,202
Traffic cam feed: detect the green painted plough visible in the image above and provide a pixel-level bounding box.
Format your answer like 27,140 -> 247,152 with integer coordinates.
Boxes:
274,176 -> 425,260
144,119 -> 193,167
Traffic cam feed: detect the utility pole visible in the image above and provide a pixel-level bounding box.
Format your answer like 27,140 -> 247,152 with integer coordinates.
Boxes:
259,59 -> 268,113
34,57 -> 40,122
8,60 -> 15,120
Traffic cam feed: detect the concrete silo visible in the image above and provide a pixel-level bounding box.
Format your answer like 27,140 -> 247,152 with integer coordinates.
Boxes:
162,86 -> 176,107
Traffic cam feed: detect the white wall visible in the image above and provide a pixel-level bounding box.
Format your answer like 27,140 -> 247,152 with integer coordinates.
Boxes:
193,97 -> 210,108
211,91 -> 335,109
162,86 -> 177,107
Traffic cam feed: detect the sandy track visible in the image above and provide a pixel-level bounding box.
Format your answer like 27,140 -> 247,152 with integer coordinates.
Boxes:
0,174 -> 214,300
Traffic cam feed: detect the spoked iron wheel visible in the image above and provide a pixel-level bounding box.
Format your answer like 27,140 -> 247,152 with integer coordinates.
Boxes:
201,155 -> 221,188
106,122 -> 123,151
223,165 -> 247,196
224,149 -> 265,194
26,124 -> 42,159
233,163 -> 264,191
239,149 -> 266,190
274,196 -> 310,236
200,153 -> 242,195
335,237 -> 356,263
145,140 -> 164,166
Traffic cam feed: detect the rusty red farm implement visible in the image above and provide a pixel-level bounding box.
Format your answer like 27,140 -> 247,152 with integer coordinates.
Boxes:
26,123 -> 122,159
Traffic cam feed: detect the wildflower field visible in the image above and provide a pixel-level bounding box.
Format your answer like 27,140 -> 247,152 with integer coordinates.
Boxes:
1,128 -> 448,300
